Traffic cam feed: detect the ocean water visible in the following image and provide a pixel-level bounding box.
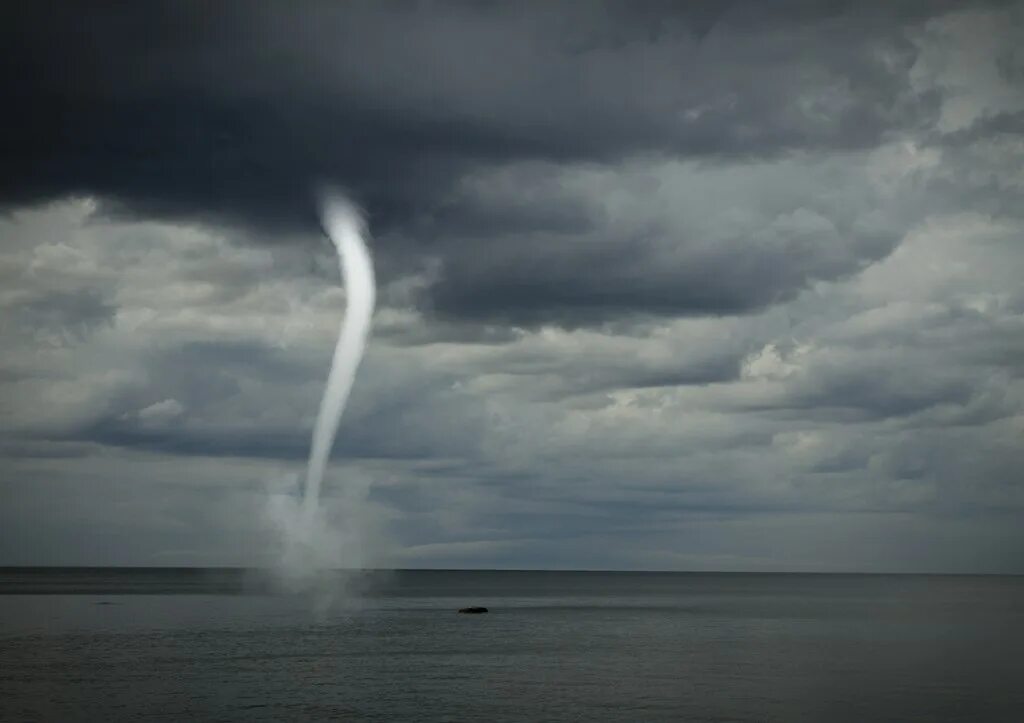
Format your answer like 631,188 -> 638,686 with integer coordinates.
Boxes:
1,569 -> 1022,722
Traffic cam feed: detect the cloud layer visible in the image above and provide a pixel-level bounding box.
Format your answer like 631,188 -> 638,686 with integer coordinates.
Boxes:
1,1 -> 1022,571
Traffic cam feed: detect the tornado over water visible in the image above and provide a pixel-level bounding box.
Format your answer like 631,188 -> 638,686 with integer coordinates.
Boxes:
302,190 -> 376,522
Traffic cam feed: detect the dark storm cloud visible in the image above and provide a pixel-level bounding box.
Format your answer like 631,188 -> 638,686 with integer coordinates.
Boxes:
0,0 -> 985,327
2,2 -> 1023,572
412,154 -> 906,326
424,227 -> 890,327
1,1 -> 949,171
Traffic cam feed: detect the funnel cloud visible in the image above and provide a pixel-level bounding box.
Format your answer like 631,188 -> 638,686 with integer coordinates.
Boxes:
303,190 -> 376,519
264,190 -> 376,596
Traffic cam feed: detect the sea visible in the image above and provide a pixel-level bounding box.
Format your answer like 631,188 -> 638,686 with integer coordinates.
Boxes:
1,568 -> 1022,722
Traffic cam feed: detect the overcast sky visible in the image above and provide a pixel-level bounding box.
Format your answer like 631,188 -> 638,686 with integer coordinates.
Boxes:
1,1 -> 1022,572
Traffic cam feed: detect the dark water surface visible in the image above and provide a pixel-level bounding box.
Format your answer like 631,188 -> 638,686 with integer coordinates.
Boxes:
2,569 -> 1022,721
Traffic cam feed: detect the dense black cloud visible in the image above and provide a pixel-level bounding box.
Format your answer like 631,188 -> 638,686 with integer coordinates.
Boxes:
0,0 -> 989,327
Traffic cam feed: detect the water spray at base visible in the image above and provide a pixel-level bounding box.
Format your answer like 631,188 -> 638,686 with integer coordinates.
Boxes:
264,188 -> 376,601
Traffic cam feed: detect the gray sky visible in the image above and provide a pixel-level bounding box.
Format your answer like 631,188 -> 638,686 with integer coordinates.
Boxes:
1,1 -> 1022,571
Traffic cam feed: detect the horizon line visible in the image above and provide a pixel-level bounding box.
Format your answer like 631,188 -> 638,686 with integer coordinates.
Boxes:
1,565 -> 1020,577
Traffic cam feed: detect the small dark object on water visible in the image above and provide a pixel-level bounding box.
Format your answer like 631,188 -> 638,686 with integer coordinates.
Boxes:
458,606 -> 488,614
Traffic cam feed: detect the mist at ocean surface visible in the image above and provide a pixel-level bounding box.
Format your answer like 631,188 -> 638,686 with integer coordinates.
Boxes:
2,569 -> 1022,722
